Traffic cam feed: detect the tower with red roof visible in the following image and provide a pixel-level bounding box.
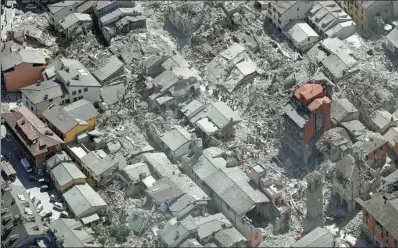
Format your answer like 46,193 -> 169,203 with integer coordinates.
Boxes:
282,83 -> 331,165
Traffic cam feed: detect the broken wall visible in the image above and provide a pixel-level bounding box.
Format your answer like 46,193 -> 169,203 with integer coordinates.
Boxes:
167,6 -> 205,37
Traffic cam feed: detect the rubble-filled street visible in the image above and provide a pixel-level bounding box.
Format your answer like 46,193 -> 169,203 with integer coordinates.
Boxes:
2,0 -> 398,247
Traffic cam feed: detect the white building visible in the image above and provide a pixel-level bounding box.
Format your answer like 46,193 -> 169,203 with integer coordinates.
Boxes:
58,13 -> 92,40
283,21 -> 320,52
307,1 -> 356,39
267,1 -> 313,30
43,58 -> 101,105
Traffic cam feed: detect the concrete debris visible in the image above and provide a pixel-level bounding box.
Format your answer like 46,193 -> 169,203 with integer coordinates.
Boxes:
6,1 -> 398,247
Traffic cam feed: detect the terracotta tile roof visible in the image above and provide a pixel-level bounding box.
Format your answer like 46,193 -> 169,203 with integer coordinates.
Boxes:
294,84 -> 325,103
307,96 -> 331,112
2,105 -> 63,157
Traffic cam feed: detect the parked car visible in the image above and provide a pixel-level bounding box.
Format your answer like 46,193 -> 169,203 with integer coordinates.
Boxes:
37,178 -> 49,186
60,211 -> 69,218
36,204 -> 43,213
50,194 -> 61,202
21,158 -> 33,173
40,211 -> 52,219
40,184 -> 53,192
53,202 -> 67,211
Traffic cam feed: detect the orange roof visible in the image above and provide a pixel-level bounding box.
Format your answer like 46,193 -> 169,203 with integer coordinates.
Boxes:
308,96 -> 331,112
294,84 -> 324,103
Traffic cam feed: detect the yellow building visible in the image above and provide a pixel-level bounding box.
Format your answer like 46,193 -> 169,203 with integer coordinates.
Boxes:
50,162 -> 87,193
43,99 -> 98,143
343,0 -> 393,30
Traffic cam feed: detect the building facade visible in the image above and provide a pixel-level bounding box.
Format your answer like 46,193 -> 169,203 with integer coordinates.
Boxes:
282,83 -> 331,165
266,1 -> 313,30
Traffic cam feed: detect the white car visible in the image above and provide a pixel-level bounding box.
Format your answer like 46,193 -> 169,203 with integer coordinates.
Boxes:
60,211 -> 69,218
53,202 -> 67,211
21,158 -> 33,173
36,204 -> 43,213
50,194 -> 61,202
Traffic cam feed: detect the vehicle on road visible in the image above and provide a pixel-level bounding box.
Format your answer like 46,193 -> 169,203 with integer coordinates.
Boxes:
50,194 -> 61,202
25,4 -> 37,9
36,204 -> 43,213
53,202 -> 67,211
39,211 -> 52,219
60,211 -> 69,218
37,178 -> 50,185
40,184 -> 53,192
21,158 -> 33,173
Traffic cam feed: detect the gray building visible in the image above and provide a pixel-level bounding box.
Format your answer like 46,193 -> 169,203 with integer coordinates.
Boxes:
307,1 -> 355,39
43,58 -> 101,105
20,79 -> 67,118
331,98 -> 359,126
58,13 -> 92,41
48,1 -> 85,27
49,218 -> 98,247
290,227 -> 336,247
80,152 -> 119,186
158,216 -> 198,247
62,183 -> 107,220
387,28 -> 398,56
369,109 -> 398,135
93,55 -> 124,83
50,161 -> 87,192
46,151 -> 72,170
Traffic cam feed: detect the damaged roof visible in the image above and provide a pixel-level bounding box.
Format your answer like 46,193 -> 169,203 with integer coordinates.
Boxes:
387,28 -> 398,48
93,55 -> 124,82
353,132 -> 387,155
46,151 -> 72,170
1,49 -> 46,71
146,176 -> 184,204
214,227 -> 246,247
48,1 -> 83,14
20,80 -> 65,104
60,13 -> 92,30
371,109 -> 398,131
331,98 -> 358,123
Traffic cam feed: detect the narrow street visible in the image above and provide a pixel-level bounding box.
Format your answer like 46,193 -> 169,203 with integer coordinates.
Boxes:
1,135 -> 61,221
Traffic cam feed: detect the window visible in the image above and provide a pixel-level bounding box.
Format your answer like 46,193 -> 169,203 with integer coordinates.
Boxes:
78,96 -> 83,100
73,97 -> 77,102
381,232 -> 384,239
30,106 -> 33,111
60,100 -> 64,104
78,89 -> 82,94
308,38 -> 310,41
72,91 -> 76,96
365,211 -> 368,224
26,101 -> 29,106
84,87 -> 88,92
49,99 -> 53,102
386,231 -> 389,238
65,99 -> 70,104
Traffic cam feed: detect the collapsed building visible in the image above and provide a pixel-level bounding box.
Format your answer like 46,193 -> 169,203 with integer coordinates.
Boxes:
207,43 -> 258,93
332,153 -> 381,213
166,2 -> 206,37
281,83 -> 331,165
181,100 -> 242,143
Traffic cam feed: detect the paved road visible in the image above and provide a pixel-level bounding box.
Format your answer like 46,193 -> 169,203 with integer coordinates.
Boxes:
1,135 -> 61,221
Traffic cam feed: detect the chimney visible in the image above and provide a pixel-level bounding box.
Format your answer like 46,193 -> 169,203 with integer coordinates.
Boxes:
36,80 -> 41,86
44,93 -> 48,100
65,67 -> 69,72
73,74 -> 80,80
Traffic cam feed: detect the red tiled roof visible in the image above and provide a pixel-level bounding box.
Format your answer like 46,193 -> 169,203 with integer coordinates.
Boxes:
294,84 -> 325,104
2,105 -> 63,157
307,96 -> 331,112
